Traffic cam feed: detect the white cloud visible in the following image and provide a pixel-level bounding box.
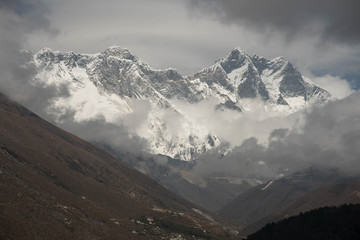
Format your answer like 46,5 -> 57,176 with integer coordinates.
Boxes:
310,74 -> 355,99
193,92 -> 360,178
172,98 -> 303,147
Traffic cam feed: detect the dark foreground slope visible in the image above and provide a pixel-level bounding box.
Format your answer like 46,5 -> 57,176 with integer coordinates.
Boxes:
0,93 -> 238,240
246,204 -> 360,240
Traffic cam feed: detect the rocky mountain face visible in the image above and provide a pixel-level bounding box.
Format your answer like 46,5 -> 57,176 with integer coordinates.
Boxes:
28,46 -> 333,161
187,47 -> 333,112
0,93 -> 239,240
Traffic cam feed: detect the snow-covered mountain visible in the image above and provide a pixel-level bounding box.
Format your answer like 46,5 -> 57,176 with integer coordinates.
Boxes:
28,46 -> 333,160
186,47 -> 333,113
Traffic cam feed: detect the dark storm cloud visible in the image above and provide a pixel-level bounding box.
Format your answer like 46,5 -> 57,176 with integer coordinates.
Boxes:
187,0 -> 360,45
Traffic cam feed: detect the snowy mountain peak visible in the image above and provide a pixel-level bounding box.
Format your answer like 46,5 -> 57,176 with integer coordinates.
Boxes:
103,45 -> 138,61
231,46 -> 247,55
177,47 -> 334,118
29,46 -> 334,161
219,47 -> 253,74
37,47 -> 54,54
272,56 -> 287,63
35,47 -> 56,60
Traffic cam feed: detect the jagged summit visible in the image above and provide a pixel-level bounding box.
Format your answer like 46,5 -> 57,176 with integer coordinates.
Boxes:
231,46 -> 247,54
272,55 -> 287,62
219,48 -> 253,75
106,45 -> 128,51
28,46 -> 334,160
194,47 -> 333,111
103,45 -> 137,60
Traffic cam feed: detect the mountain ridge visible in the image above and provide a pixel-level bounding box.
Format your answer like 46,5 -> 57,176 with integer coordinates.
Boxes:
26,46 -> 334,161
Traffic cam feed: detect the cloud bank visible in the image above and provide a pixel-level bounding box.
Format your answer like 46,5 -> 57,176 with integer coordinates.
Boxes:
173,97 -> 304,147
193,92 -> 360,179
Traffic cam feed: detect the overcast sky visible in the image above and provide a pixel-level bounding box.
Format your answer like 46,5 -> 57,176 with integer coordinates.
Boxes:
20,0 -> 359,95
